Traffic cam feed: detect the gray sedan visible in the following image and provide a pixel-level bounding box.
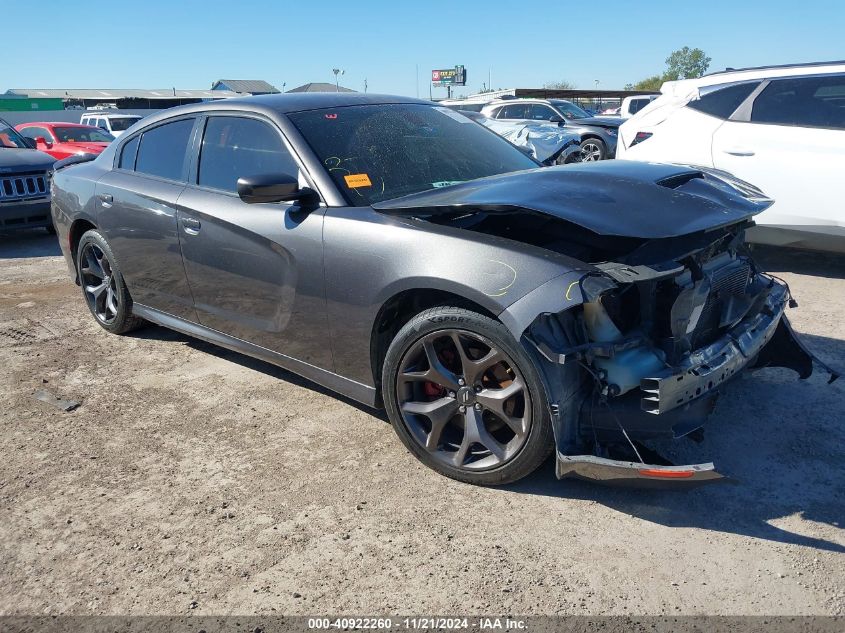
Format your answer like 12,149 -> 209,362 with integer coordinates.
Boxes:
50,93 -> 835,488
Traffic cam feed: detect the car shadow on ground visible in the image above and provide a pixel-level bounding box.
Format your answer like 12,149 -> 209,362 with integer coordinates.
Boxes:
753,245 -> 845,279
507,331 -> 845,554
128,326 -> 388,421
131,316 -> 844,553
0,231 -> 61,259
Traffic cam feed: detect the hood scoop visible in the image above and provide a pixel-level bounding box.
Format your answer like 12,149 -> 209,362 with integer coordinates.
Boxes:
657,171 -> 704,189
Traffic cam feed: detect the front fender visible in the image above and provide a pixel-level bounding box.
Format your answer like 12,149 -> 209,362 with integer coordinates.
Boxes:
323,207 -> 582,386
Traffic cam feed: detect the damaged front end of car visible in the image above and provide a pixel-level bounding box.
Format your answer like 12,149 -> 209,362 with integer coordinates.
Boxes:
523,231 -> 838,488
375,161 -> 839,487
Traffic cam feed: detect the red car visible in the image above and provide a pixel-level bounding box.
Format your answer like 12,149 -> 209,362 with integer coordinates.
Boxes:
14,122 -> 114,160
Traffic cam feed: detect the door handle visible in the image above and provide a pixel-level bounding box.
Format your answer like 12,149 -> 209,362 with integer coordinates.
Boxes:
722,147 -> 755,157
181,216 -> 201,234
98,193 -> 113,207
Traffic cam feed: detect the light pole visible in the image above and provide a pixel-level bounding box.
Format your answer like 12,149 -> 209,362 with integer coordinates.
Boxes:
595,79 -> 600,111
332,68 -> 345,92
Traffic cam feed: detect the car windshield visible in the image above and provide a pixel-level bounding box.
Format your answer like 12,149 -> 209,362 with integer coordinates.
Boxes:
54,126 -> 114,143
108,117 -> 140,131
288,103 -> 538,205
0,120 -> 30,149
549,100 -> 591,119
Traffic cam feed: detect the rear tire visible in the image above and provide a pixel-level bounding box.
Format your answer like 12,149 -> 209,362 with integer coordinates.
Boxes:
382,306 -> 553,485
76,229 -> 144,335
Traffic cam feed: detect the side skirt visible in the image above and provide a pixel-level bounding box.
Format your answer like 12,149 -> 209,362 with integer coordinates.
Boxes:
132,304 -> 379,408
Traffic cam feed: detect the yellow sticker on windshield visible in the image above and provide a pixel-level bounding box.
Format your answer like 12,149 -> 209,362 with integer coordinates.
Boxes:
344,173 -> 372,188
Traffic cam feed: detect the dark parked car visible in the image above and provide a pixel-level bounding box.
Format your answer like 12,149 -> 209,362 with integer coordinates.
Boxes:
481,98 -> 622,161
0,117 -> 55,232
51,94 -> 836,487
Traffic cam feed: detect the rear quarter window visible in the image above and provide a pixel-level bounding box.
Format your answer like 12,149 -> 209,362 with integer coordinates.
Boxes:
119,135 -> 140,170
134,118 -> 195,181
687,82 -> 760,119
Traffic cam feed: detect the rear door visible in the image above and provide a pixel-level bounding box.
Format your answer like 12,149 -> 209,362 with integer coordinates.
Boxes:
712,73 -> 845,236
95,116 -> 198,321
621,81 -> 759,165
176,114 -> 332,368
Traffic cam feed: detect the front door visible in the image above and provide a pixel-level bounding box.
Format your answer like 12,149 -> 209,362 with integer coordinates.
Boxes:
176,114 -> 332,369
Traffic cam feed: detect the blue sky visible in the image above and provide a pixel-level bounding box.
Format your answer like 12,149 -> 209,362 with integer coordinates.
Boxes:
2,0 -> 843,97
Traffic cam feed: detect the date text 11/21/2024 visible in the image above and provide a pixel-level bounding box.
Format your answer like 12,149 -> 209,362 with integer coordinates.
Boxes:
307,617 -> 527,630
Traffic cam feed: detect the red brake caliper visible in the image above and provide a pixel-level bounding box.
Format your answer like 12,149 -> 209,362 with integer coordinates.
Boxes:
424,382 -> 445,398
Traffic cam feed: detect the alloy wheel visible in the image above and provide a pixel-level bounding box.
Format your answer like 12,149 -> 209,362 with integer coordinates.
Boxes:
395,329 -> 532,471
80,242 -> 120,324
580,141 -> 603,161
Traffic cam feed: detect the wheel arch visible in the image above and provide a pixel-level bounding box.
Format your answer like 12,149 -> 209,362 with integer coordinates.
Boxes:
369,287 -> 499,405
68,218 -> 98,283
580,132 -> 606,143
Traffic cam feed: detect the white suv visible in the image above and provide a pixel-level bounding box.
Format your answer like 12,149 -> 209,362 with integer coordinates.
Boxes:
617,61 -> 845,252
618,94 -> 658,118
80,113 -> 142,138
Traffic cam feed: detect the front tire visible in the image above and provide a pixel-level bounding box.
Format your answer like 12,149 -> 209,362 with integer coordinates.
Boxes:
76,229 -> 144,334
580,137 -> 607,161
382,306 -> 553,485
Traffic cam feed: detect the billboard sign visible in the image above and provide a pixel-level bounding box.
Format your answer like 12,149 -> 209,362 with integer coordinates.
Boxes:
431,65 -> 466,86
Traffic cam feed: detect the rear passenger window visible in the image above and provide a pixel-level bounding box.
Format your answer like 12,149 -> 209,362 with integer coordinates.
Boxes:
198,117 -> 298,193
688,82 -> 759,119
135,118 -> 195,181
751,75 -> 845,129
119,135 -> 140,170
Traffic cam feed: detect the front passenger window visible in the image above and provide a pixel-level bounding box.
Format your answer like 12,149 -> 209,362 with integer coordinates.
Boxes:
752,75 -> 845,129
528,105 -> 556,120
198,116 -> 299,194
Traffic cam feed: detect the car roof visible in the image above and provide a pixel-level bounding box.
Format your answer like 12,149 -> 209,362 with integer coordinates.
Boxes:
664,60 -> 845,92
108,93 -> 435,132
705,59 -> 845,77
225,92 -> 431,113
82,113 -> 141,118
485,98 -> 552,104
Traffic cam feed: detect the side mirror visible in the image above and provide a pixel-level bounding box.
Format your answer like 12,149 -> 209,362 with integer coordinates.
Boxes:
23,137 -> 37,149
35,136 -> 52,148
549,115 -> 564,124
237,173 -> 311,204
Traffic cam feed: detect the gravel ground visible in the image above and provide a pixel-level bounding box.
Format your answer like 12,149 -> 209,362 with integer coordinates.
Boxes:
0,230 -> 843,616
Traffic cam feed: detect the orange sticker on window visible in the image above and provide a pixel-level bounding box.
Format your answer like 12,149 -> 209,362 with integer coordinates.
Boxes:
344,173 -> 372,188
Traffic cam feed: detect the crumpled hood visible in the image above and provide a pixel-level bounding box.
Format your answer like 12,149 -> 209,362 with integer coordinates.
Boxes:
374,160 -> 772,239
0,148 -> 55,172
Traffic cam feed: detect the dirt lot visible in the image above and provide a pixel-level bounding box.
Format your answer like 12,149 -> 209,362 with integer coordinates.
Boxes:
0,230 -> 843,617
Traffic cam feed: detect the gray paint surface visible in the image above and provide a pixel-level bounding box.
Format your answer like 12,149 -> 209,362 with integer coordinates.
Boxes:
47,93 -> 812,430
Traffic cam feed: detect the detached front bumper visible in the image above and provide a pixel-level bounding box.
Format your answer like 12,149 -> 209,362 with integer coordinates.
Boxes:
640,278 -> 788,416
555,278 -> 837,488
